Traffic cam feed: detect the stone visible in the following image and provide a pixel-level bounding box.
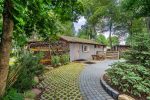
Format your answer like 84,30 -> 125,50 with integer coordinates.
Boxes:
32,88 -> 42,95
118,94 -> 135,100
34,76 -> 39,83
25,98 -> 34,100
45,66 -> 54,70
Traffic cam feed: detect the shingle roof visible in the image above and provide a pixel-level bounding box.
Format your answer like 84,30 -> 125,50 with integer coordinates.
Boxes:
60,36 -> 104,45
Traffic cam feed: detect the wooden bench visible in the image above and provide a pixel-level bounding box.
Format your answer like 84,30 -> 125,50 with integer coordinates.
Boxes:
92,54 -> 105,60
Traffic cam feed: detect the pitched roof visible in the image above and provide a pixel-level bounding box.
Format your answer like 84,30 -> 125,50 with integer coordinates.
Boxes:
60,36 -> 104,45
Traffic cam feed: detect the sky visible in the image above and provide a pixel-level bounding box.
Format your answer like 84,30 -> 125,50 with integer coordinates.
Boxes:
73,16 -> 125,44
73,16 -> 86,33
73,16 -> 110,38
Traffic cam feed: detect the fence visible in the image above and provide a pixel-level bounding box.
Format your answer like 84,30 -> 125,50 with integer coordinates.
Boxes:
96,51 -> 120,60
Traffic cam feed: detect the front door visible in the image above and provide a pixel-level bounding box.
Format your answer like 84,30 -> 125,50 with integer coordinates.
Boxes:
75,44 -> 80,60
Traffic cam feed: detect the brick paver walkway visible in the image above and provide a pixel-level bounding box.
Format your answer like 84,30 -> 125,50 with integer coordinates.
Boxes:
80,60 -> 118,100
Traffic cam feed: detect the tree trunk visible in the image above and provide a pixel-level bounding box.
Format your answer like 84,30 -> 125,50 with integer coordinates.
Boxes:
109,20 -> 112,49
93,24 -> 96,39
145,17 -> 150,34
0,0 -> 14,97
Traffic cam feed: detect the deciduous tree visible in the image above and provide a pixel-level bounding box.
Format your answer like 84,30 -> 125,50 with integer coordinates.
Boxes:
0,0 -> 82,97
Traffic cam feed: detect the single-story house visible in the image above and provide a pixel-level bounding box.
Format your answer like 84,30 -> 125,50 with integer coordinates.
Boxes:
28,36 -> 106,64
60,36 -> 106,61
112,45 -> 130,52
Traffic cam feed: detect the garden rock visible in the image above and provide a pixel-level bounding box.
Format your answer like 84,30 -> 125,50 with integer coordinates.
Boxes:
118,94 -> 135,100
32,88 -> 42,95
45,66 -> 54,70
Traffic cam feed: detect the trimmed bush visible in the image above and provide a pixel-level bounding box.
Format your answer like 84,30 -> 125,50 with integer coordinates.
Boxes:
2,88 -> 24,100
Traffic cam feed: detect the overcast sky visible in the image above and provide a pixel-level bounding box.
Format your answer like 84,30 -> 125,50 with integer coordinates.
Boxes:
73,16 -> 86,33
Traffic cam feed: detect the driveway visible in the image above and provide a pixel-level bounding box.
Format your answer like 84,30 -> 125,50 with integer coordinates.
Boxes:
79,60 -> 118,100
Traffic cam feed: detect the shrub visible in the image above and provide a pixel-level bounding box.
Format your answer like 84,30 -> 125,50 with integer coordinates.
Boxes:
24,90 -> 36,99
60,54 -> 70,65
119,51 -> 126,59
125,33 -> 150,67
106,33 -> 150,98
51,55 -> 60,66
2,88 -> 24,100
12,51 -> 44,92
106,62 -> 150,97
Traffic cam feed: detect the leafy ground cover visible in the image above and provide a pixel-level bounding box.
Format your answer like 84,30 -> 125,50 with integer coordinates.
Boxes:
37,63 -> 84,100
105,33 -> 150,100
105,62 -> 150,100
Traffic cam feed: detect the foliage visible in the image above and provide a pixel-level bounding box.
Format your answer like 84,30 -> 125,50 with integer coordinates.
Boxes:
108,36 -> 119,46
23,90 -> 36,99
78,24 -> 91,39
0,0 -> 83,46
51,55 -> 61,67
12,51 -> 44,92
125,33 -> 150,67
80,0 -> 122,45
107,32 -> 150,98
60,54 -> 70,65
96,34 -> 108,45
60,21 -> 76,36
122,0 -> 150,17
2,88 -> 24,100
51,54 -> 70,66
147,96 -> 150,100
106,62 -> 150,97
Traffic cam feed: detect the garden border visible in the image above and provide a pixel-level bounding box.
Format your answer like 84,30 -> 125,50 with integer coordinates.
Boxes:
100,75 -> 119,100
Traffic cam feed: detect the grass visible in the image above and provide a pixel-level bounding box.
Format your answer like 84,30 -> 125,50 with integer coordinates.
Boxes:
37,62 -> 85,100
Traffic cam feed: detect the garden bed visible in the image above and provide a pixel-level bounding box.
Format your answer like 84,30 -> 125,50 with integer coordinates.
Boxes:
103,74 -> 148,100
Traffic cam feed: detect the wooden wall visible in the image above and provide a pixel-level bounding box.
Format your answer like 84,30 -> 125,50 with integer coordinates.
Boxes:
28,40 -> 69,65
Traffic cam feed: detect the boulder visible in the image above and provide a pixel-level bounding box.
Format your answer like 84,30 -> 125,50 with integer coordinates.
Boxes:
118,94 -> 135,100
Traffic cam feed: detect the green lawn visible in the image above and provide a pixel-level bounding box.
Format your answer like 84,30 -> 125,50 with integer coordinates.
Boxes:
37,63 -> 85,100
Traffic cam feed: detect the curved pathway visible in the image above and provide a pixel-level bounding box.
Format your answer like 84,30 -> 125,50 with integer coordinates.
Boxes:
80,60 -> 118,100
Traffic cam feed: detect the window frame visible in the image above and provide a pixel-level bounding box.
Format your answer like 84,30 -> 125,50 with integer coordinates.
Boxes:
82,45 -> 89,52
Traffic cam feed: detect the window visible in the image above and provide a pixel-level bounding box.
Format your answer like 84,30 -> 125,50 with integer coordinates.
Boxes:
82,45 -> 89,52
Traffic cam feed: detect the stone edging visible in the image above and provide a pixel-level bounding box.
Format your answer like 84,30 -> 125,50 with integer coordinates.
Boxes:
100,75 -> 119,100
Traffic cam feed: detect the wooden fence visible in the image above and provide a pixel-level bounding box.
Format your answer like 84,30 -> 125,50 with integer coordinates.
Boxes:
28,40 -> 69,65
96,51 -> 120,60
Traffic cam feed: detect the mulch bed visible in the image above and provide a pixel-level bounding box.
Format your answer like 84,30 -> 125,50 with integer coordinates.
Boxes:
103,74 -> 147,100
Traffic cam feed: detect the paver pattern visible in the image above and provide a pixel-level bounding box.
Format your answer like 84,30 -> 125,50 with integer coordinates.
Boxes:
79,60 -> 118,100
37,63 -> 84,100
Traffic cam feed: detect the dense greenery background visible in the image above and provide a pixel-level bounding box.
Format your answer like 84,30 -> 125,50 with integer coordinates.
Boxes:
0,0 -> 150,99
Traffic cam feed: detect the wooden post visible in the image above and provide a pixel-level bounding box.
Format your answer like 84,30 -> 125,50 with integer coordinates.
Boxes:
118,51 -> 120,59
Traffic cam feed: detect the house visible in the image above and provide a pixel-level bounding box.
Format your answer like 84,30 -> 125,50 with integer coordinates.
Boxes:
112,45 -> 130,52
28,36 -> 106,64
60,36 -> 106,61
